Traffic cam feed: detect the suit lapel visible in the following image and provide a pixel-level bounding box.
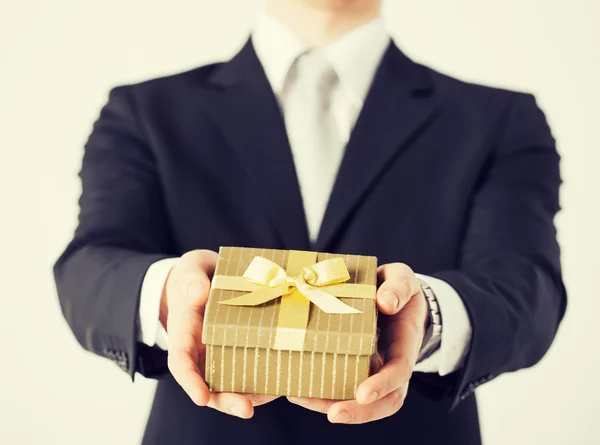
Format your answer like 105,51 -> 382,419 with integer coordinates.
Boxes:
199,40 -> 439,252
200,40 -> 311,250
316,43 -> 441,251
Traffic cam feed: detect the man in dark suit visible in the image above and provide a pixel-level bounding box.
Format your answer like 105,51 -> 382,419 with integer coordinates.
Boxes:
54,0 -> 566,444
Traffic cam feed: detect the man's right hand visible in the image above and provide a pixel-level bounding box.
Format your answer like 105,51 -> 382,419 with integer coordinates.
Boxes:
162,249 -> 279,418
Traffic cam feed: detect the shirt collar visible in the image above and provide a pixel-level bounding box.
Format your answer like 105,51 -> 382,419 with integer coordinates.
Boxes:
252,13 -> 308,96
252,12 -> 390,104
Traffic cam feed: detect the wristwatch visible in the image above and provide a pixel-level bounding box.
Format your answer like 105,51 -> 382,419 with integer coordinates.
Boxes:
418,279 -> 442,362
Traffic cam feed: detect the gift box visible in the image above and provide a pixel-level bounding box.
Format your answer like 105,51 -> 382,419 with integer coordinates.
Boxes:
202,247 -> 378,400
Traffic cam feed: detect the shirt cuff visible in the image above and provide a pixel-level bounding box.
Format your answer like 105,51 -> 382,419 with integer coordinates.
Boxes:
138,258 -> 179,351
413,274 -> 472,376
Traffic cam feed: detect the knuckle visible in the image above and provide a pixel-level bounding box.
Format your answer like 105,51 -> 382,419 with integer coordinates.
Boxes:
167,344 -> 195,369
197,249 -> 217,259
392,276 -> 411,299
401,263 -> 414,276
181,249 -> 217,270
190,275 -> 210,293
362,408 -> 375,423
391,262 -> 411,275
184,276 -> 211,304
390,389 -> 405,411
199,274 -> 211,289
397,355 -> 413,373
306,400 -> 320,410
206,399 -> 218,410
388,354 -> 413,381
211,396 -> 226,411
181,250 -> 203,262
377,373 -> 394,397
379,263 -> 415,285
304,400 -> 316,410
384,376 -> 394,396
311,400 -> 330,412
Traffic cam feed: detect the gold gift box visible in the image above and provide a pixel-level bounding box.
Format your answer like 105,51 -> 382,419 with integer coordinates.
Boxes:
202,247 -> 378,400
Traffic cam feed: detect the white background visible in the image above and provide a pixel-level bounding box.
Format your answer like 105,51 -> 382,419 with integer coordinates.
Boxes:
1,0 -> 599,443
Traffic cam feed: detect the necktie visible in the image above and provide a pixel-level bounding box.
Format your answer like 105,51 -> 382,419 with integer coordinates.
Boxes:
282,51 -> 343,242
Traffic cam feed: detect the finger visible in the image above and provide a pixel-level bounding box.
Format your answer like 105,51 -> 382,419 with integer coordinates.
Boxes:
376,263 -> 420,315
357,304 -> 423,403
174,250 -> 218,309
286,396 -> 336,414
328,387 -> 407,424
208,392 -> 254,419
168,347 -> 209,406
356,355 -> 413,404
243,394 -> 281,407
167,309 -> 209,406
181,249 -> 219,277
369,349 -> 384,375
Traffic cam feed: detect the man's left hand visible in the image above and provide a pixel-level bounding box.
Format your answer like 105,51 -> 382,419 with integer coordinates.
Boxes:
287,263 -> 429,424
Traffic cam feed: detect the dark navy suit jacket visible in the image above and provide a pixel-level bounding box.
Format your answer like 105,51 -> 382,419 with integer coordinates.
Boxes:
54,40 -> 566,445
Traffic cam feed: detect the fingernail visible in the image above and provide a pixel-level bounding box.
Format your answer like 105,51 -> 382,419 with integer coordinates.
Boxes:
364,391 -> 378,404
288,396 -> 307,405
381,290 -> 398,308
332,411 -> 352,424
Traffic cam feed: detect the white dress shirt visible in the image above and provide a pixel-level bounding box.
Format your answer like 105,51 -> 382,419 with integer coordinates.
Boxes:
138,12 -> 472,376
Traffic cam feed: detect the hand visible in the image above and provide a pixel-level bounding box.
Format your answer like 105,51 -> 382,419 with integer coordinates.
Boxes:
163,249 -> 279,418
287,263 -> 428,423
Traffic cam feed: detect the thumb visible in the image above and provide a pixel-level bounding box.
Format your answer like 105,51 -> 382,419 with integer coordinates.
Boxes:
173,250 -> 218,309
376,264 -> 420,315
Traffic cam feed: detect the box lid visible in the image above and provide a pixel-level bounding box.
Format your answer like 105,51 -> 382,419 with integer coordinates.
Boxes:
202,247 -> 378,356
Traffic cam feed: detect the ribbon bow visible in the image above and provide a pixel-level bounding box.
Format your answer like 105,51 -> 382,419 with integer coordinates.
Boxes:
219,256 -> 361,314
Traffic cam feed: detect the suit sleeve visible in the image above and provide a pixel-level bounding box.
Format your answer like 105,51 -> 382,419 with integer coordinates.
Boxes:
54,86 -> 172,379
423,93 -> 567,409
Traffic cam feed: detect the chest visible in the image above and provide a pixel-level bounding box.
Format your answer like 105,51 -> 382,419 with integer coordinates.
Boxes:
144,77 -> 495,270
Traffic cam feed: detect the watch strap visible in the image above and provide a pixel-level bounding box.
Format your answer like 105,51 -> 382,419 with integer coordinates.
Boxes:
417,278 -> 442,362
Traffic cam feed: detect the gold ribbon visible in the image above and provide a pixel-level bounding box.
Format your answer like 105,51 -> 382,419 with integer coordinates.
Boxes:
212,251 -> 375,351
